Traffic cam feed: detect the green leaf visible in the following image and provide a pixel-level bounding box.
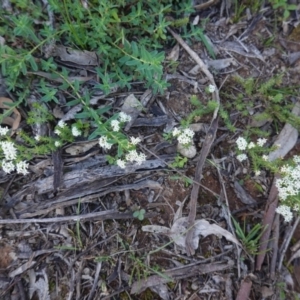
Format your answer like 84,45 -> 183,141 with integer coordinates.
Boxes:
75,111 -> 91,118
88,128 -> 100,140
66,99 -> 81,106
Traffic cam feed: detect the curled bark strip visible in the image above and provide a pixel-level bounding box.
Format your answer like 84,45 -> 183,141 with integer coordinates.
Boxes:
256,176 -> 279,270
236,277 -> 252,300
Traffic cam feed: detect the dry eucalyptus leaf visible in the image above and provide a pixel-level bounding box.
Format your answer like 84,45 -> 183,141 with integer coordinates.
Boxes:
221,41 -> 265,62
65,140 -> 98,155
142,217 -> 240,252
171,218 -> 240,252
52,105 -> 65,119
54,45 -> 98,66
268,100 -> 300,161
166,44 -> 180,61
61,104 -> 83,121
207,58 -> 237,70
122,94 -> 143,115
28,269 -> 50,300
0,97 -> 21,134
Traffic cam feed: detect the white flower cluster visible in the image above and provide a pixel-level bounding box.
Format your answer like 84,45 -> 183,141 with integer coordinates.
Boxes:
0,141 -> 29,175
72,126 -> 81,137
276,205 -> 293,223
110,113 -> 132,132
119,112 -> 132,123
276,163 -> 300,201
111,120 -> 120,132
125,150 -> 146,165
208,84 -> 216,93
275,155 -> 300,222
235,137 -> 268,162
99,136 -> 113,150
54,120 -> 66,136
116,151 -> 146,169
130,136 -> 141,145
172,127 -> 195,145
0,126 -> 9,136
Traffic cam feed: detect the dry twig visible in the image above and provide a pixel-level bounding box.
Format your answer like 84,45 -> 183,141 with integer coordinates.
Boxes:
167,28 -> 220,255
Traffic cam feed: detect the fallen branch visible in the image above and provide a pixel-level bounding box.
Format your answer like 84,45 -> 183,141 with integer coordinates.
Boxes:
0,210 -> 157,224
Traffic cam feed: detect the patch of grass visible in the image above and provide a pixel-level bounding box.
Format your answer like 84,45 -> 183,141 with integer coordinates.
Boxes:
232,216 -> 267,255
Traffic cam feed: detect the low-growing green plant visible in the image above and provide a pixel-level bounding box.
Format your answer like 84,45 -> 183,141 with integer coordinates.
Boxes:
133,208 -> 146,221
0,0 -> 201,175
232,216 -> 267,255
170,155 -> 188,168
223,74 -> 300,136
0,0 -> 193,94
269,0 -> 297,20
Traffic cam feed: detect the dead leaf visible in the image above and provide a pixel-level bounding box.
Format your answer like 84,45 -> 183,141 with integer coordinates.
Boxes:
28,269 -> 50,300
9,260 -> 36,277
268,100 -> 300,161
54,45 -> 98,66
221,41 -> 265,62
0,97 -> 21,134
207,58 -> 237,70
142,217 -> 240,252
234,181 -> 257,205
65,140 -> 98,155
167,44 -> 180,61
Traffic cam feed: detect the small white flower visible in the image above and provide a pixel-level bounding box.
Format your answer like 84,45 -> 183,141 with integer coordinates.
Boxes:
208,84 -> 216,93
0,141 -> 17,160
262,155 -> 269,161
111,120 -> 120,132
116,159 -> 126,169
0,126 -> 9,136
99,136 -> 113,150
276,205 -> 293,222
126,150 -> 138,162
236,137 -> 248,151
54,141 -> 61,147
2,160 -> 15,173
236,153 -> 247,162
255,170 -> 261,176
257,138 -> 267,147
35,135 -> 41,141
119,112 -> 132,122
293,156 -> 300,164
54,129 -> 61,136
71,126 -> 81,137
58,120 -> 66,128
183,128 -> 195,138
130,136 -> 141,145
16,161 -> 29,175
178,134 -> 191,145
172,127 -> 181,137
294,204 -> 300,212
136,152 -> 146,165
248,142 -> 255,149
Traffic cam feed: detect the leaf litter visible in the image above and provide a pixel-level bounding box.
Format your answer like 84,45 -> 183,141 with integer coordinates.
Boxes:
2,2 -> 300,299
